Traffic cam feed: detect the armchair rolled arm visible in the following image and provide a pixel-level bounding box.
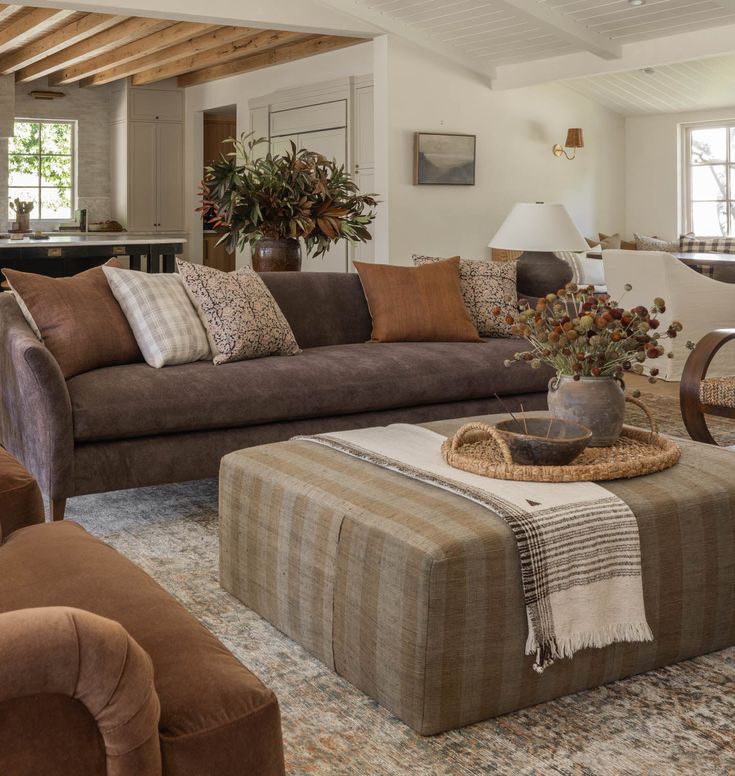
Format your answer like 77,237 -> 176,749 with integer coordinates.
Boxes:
0,607 -> 162,776
0,295 -> 74,499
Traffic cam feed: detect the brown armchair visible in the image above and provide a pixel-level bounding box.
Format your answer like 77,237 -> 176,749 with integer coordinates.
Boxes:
0,454 -> 285,776
0,607 -> 162,776
0,446 -> 45,541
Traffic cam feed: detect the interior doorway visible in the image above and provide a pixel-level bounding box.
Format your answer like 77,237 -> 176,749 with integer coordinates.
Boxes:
202,105 -> 237,272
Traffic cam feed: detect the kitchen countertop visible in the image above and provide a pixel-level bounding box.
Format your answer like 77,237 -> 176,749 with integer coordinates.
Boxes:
0,234 -> 187,248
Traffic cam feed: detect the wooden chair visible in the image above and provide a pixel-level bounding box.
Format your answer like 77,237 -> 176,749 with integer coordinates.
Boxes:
680,329 -> 735,444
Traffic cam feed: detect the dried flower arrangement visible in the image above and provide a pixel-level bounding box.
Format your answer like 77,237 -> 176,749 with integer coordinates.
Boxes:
494,282 -> 687,393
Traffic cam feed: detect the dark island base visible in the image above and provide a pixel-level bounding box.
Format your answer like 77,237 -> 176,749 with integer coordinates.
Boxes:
0,242 -> 183,279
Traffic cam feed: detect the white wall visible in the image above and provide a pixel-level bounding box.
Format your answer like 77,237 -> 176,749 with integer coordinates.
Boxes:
384,39 -> 626,264
183,42 -> 375,263
626,107 -> 735,240
183,36 -> 625,267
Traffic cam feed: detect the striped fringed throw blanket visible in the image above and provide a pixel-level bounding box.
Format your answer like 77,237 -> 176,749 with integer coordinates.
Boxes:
296,423 -> 653,672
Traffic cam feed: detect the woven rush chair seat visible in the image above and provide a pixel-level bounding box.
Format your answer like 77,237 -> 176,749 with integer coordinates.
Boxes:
699,376 -> 735,408
681,328 -> 735,444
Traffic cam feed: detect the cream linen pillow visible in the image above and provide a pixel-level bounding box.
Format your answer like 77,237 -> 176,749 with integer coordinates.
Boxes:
103,267 -> 211,368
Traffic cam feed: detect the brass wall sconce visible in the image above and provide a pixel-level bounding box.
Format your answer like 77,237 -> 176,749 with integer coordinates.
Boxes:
553,128 -> 584,160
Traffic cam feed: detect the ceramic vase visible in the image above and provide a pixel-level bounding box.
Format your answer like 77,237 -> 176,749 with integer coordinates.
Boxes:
251,238 -> 302,272
547,374 -> 626,447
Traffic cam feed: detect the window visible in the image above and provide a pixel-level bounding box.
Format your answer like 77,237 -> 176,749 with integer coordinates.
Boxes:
8,119 -> 75,222
684,123 -> 735,237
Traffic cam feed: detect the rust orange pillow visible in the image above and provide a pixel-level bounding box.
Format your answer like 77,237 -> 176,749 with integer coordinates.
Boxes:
3,262 -> 141,379
353,257 -> 481,343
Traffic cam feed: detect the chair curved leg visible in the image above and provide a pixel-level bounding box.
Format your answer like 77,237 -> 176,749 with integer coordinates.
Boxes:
680,328 -> 735,444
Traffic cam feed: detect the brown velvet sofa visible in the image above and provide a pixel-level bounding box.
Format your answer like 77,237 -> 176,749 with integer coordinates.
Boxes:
0,272 -> 550,517
0,510 -> 285,776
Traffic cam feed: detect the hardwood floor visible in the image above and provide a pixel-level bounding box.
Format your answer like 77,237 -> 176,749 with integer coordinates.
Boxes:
625,373 -> 680,399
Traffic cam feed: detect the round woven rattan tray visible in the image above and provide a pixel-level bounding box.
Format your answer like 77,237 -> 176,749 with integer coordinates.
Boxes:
441,417 -> 681,483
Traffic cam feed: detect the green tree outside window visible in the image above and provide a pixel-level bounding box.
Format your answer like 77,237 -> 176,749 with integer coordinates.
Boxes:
8,120 -> 74,221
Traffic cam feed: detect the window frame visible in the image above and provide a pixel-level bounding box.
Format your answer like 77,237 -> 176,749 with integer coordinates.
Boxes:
8,118 -> 77,225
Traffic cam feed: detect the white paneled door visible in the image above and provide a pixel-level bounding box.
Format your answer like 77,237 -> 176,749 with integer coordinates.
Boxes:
271,126 -> 348,273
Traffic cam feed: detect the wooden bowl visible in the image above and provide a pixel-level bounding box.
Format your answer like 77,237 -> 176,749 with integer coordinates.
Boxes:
493,417 -> 592,466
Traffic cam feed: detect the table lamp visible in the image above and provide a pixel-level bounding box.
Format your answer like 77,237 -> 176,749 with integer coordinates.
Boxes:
488,202 -> 588,296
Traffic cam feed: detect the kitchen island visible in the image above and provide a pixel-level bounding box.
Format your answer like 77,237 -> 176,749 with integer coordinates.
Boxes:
0,234 -> 186,278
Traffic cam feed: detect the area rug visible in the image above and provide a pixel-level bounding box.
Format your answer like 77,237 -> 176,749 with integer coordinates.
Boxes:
632,390 -> 735,445
64,395 -> 735,776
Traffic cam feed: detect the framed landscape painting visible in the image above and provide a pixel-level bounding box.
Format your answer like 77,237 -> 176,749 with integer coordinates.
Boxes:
414,132 -> 476,185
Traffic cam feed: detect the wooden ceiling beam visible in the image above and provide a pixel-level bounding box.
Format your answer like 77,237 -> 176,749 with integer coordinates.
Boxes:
132,28 -> 308,86
177,35 -> 363,88
0,6 -> 71,49
0,13 -> 121,74
78,25 -> 256,87
48,20 -> 216,84
15,16 -> 172,82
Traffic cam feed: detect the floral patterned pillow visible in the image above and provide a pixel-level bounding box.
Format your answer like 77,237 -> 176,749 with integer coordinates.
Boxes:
412,255 -> 517,337
176,260 -> 300,364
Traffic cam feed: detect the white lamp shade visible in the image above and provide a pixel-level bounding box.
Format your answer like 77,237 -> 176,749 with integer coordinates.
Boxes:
488,203 -> 588,252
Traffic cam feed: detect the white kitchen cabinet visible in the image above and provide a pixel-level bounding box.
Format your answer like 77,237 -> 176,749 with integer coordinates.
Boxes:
130,88 -> 183,123
127,122 -> 157,233
156,122 -> 184,232
110,83 -> 184,233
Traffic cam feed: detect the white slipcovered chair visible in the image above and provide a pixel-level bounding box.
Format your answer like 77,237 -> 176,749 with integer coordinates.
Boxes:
603,249 -> 735,381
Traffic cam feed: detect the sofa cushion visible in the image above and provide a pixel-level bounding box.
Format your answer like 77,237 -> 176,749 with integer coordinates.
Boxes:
68,340 -> 551,443
103,267 -> 211,368
260,272 -> 373,348
413,255 -> 517,338
679,235 -> 735,254
0,521 -> 285,776
633,233 -> 678,252
3,263 -> 141,379
354,258 -> 481,343
176,260 -> 300,364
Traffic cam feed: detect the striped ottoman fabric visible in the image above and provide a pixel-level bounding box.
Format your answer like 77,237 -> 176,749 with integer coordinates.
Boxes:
219,416 -> 735,735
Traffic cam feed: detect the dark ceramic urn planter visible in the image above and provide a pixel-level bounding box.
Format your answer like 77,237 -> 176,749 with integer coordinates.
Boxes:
251,238 -> 302,272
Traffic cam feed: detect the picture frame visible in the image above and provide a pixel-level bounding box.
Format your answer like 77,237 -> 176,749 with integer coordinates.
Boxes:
413,132 -> 476,186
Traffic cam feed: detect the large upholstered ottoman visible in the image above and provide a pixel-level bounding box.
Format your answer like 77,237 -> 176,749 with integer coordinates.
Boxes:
219,415 -> 735,736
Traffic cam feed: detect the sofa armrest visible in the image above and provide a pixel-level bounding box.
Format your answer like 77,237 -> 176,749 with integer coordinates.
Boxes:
0,607 -> 161,776
0,294 -> 74,499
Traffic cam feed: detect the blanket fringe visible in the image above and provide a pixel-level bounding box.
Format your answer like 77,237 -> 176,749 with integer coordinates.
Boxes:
527,622 -> 654,673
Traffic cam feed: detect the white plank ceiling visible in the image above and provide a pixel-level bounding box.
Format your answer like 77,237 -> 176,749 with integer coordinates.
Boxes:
358,0 -> 735,65
565,53 -> 735,115
545,0 -> 735,42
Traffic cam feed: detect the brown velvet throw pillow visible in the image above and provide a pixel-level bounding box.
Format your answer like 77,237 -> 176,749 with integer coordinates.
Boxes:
3,262 -> 141,379
353,257 -> 481,343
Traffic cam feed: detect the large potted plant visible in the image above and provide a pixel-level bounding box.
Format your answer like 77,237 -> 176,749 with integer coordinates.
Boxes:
200,134 -> 377,271
497,282 -> 685,446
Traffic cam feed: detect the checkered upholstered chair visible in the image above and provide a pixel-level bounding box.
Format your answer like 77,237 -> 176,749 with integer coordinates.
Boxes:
680,329 -> 735,445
